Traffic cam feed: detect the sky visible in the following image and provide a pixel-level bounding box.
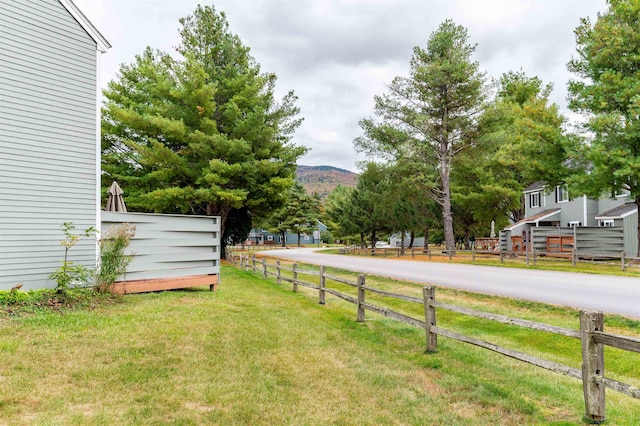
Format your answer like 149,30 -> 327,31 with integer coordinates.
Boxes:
73,0 -> 607,173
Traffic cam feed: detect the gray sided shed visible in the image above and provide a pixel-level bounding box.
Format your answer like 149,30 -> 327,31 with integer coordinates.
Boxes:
0,0 -> 109,290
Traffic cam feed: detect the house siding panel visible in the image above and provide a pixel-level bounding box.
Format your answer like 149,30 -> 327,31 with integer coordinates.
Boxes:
623,214 -> 638,257
559,198 -> 585,226
597,196 -> 629,215
0,0 -> 99,290
585,198 -> 599,226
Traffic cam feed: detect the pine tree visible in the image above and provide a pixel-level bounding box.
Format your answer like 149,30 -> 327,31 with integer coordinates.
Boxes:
102,6 -> 305,241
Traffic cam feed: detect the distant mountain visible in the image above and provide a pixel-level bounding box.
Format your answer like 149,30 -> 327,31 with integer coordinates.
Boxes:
295,165 -> 358,199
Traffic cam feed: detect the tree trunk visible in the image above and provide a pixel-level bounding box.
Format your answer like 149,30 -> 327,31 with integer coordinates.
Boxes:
400,230 -> 406,255
635,195 -> 640,257
409,231 -> 415,249
297,231 -> 301,247
207,202 -> 231,249
423,225 -> 430,253
360,233 -> 365,249
371,230 -> 376,256
439,110 -> 455,253
441,177 -> 455,253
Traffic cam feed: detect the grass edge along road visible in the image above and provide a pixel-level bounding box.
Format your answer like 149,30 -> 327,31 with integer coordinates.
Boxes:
317,246 -> 640,278
0,264 -> 638,424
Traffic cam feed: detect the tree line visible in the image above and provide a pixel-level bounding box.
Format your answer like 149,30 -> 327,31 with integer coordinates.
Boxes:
101,1 -> 640,256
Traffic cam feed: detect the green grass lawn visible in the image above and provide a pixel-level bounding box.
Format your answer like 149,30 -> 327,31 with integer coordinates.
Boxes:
1,265 -> 639,424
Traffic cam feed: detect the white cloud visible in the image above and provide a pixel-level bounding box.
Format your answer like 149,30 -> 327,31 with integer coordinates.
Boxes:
74,0 -> 607,172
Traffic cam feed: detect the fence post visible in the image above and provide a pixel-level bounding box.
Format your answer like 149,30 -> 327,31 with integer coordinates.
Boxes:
621,251 -> 626,272
276,260 -> 282,285
423,286 -> 437,352
533,248 -> 537,266
319,265 -> 326,305
472,247 -> 476,262
357,274 -> 365,322
252,254 -> 257,273
411,248 -> 415,259
262,258 -> 268,279
428,249 -> 432,261
580,310 -> 605,423
292,263 -> 298,292
572,249 -> 577,267
500,250 -> 504,263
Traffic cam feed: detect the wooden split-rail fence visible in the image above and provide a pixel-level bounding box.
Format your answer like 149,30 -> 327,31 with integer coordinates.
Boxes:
338,245 -> 637,271
227,251 -> 640,423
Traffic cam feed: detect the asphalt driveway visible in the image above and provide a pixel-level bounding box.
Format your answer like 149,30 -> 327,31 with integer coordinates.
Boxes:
259,248 -> 640,319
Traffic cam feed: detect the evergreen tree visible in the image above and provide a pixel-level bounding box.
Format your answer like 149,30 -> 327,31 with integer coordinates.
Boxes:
349,163 -> 393,253
102,6 -> 305,242
324,185 -> 358,243
356,20 -> 485,253
269,183 -> 321,247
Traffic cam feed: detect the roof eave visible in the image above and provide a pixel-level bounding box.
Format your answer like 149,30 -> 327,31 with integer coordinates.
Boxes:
59,0 -> 111,53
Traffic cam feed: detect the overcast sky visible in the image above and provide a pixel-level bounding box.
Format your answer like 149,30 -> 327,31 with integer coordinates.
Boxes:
74,0 -> 606,172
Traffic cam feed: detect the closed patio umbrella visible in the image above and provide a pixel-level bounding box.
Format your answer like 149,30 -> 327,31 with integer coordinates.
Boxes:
105,181 -> 127,212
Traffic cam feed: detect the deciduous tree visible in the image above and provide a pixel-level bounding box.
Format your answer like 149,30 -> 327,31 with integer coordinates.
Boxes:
567,0 -> 640,255
469,70 -> 571,224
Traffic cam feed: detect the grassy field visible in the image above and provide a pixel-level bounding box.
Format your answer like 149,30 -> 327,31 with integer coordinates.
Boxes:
1,264 -> 639,425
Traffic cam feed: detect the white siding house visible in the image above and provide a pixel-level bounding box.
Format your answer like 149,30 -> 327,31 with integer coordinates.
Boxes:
0,0 -> 110,290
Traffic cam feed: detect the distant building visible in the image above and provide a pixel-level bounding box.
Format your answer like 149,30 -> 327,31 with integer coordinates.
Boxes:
501,182 -> 637,256
247,221 -> 328,246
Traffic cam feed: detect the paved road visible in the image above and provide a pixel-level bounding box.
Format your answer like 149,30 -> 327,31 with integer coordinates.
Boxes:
260,248 -> 640,319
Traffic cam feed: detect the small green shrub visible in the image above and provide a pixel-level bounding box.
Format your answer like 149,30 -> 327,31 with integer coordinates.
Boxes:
320,230 -> 334,244
95,223 -> 135,293
0,287 -> 121,315
0,287 -> 31,305
49,222 -> 97,294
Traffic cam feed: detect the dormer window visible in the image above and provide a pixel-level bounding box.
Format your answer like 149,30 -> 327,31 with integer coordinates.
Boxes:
555,185 -> 569,203
529,192 -> 541,208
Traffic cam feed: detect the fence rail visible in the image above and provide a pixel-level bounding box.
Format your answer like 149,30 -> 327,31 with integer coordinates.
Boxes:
337,244 -> 640,271
228,250 -> 640,423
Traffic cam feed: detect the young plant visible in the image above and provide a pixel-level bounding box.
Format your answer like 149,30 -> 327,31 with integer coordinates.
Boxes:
49,222 -> 97,294
95,223 -> 135,293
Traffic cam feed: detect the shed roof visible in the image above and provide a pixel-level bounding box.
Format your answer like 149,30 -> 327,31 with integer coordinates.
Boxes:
59,0 -> 111,52
595,203 -> 637,220
523,181 -> 544,193
505,209 -> 561,231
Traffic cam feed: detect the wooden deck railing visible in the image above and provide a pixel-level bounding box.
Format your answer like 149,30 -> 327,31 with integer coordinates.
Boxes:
227,251 -> 640,423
